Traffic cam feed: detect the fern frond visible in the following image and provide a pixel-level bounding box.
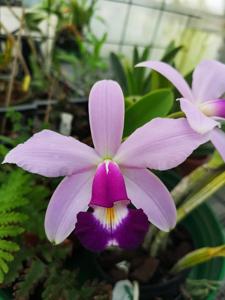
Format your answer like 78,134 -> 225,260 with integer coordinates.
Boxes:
0,169 -> 33,284
0,170 -> 32,202
0,240 -> 19,252
0,226 -> 24,238
0,250 -> 14,262
0,199 -> 28,213
0,212 -> 27,225
0,268 -> 4,283
4,249 -> 28,284
0,258 -> 9,274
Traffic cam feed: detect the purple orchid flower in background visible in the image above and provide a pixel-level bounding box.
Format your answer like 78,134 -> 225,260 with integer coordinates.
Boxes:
3,80 -> 207,252
137,60 -> 225,161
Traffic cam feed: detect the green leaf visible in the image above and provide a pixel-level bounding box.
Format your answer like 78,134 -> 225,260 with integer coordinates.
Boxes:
124,89 -> 174,137
141,45 -> 151,61
125,96 -> 136,110
0,135 -> 16,146
132,46 -> 139,66
126,66 -> 137,95
150,70 -> 173,90
110,53 -> 128,94
133,46 -> 151,95
161,44 -> 183,63
172,245 -> 225,274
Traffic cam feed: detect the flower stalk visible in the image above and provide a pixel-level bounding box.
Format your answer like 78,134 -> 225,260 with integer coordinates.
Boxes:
176,170 -> 225,223
168,111 -> 185,119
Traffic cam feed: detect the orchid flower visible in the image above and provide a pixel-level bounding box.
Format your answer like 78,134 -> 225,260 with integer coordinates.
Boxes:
137,60 -> 225,161
3,80 -> 207,252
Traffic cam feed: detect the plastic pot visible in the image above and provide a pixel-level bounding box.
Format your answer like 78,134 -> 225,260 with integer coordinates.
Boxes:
138,203 -> 225,300
139,270 -> 189,300
182,203 -> 225,300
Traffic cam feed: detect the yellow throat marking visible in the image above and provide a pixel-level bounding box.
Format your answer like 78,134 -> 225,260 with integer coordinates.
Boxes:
106,208 -> 115,226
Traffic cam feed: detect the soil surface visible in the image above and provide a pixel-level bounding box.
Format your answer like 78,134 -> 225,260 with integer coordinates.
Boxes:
98,226 -> 193,299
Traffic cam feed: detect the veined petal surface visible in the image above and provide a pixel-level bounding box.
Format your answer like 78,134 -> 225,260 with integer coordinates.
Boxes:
3,130 -> 100,177
180,98 -> 219,134
115,118 -> 209,170
136,61 -> 193,101
89,80 -> 124,158
192,60 -> 225,102
123,168 -> 176,231
45,168 -> 95,244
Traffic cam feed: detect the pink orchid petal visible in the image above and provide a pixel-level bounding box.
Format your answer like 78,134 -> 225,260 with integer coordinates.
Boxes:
3,130 -> 100,177
123,168 -> 176,231
192,60 -> 225,102
179,98 -> 219,134
210,128 -> 225,161
89,80 -> 124,158
200,99 -> 225,119
136,61 -> 193,101
115,118 -> 209,170
45,169 -> 95,244
89,161 -> 129,208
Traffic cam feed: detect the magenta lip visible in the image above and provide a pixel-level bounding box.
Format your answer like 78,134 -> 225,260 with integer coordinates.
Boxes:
201,99 -> 225,119
89,161 -> 129,208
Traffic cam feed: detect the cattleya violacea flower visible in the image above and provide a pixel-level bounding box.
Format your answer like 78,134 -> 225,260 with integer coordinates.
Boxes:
3,80 -> 207,252
137,60 -> 225,161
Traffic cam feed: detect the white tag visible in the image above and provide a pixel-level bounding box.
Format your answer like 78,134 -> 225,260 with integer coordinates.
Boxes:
60,112 -> 73,136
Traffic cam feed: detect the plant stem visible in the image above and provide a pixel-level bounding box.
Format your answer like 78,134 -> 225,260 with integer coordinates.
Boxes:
168,111 -> 185,118
150,231 -> 168,256
177,171 -> 225,223
171,164 -> 219,206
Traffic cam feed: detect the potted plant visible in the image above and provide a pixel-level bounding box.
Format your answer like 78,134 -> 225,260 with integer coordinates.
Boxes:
0,49 -> 225,300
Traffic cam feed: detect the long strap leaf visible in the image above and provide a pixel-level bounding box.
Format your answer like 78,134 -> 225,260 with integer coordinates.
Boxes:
172,245 -> 225,274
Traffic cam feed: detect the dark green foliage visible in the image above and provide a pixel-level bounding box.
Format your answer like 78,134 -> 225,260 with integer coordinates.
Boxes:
15,259 -> 46,299
4,248 -> 29,285
42,267 -> 110,300
42,266 -> 78,300
110,46 -> 151,96
9,242 -> 110,300
110,52 -> 128,94
161,42 -> 183,64
110,42 -> 182,97
23,184 -> 50,240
